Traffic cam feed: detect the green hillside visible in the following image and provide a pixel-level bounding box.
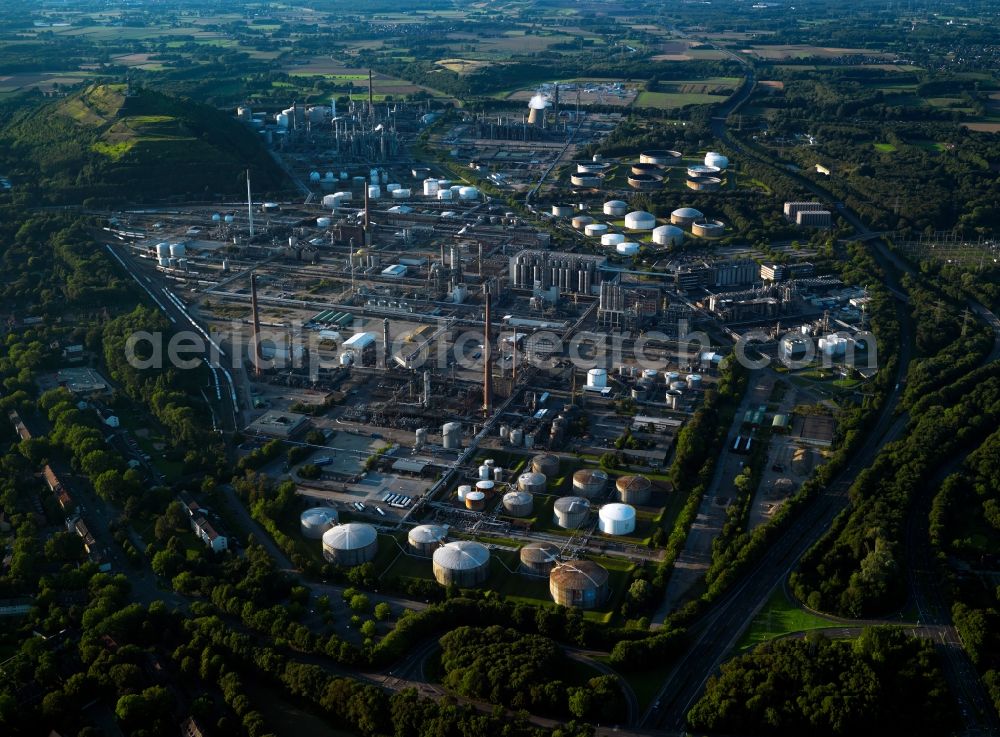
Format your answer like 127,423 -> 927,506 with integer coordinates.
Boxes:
0,83 -> 286,205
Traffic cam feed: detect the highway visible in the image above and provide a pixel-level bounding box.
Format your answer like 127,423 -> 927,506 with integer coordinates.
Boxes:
641,45 -> 1000,735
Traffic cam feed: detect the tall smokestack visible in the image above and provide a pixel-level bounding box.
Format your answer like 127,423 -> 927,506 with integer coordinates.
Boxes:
382,318 -> 390,368
246,170 -> 254,238
368,69 -> 374,117
483,287 -> 493,415
363,187 -> 370,234
250,273 -> 262,377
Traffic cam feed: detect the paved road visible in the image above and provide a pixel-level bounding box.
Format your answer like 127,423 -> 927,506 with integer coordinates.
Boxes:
641,53 -> 921,731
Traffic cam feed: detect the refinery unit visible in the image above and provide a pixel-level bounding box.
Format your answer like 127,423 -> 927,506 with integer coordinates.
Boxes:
94,84 -> 873,615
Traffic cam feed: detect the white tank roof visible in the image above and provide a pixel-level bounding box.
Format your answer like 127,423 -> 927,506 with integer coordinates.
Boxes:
408,524 -> 448,544
322,523 -> 377,550
672,207 -> 703,218
433,540 -> 490,570
599,503 -> 636,521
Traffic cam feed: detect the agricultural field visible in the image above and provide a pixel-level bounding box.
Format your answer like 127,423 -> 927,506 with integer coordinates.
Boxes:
741,44 -> 896,60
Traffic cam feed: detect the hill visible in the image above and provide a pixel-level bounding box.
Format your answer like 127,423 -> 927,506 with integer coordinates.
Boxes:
0,84 -> 286,205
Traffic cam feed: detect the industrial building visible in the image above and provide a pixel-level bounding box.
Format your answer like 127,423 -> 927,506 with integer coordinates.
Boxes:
245,411 -> 310,439
509,250 -> 605,294
783,201 -> 826,221
796,210 -> 832,228
433,540 -> 491,587
549,560 -> 610,609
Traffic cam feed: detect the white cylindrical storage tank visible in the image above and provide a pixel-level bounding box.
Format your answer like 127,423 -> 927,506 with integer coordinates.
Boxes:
584,223 -> 609,237
157,257 -> 170,268
300,507 -> 338,539
552,205 -> 574,217
531,453 -> 560,478
322,523 -> 378,566
586,368 -> 608,389
276,113 -> 289,128
705,151 -> 729,170
169,243 -> 186,258
517,472 -> 547,495
457,484 -> 472,502
155,242 -> 170,258
521,542 -> 560,575
572,469 -> 608,498
553,496 -> 591,529
616,242 -> 640,256
670,380 -> 686,392
616,475 -> 653,505
339,352 -> 354,366
408,524 -> 448,556
492,467 -> 504,483
624,210 -> 656,230
386,183 -> 401,193
465,490 -> 486,511
549,560 -> 609,609
423,179 -> 440,196
524,433 -> 535,449
571,215 -> 594,230
433,540 -> 490,587
642,368 -> 659,381
666,371 -> 680,383
458,186 -> 478,200
686,374 -> 703,390
601,233 -> 626,247
478,464 -> 491,481
499,424 -> 510,441
502,491 -> 534,518
309,171 -> 321,182
392,188 -> 411,199
316,217 -> 332,228
603,200 -> 628,217
598,503 -> 636,535
324,171 -> 335,182
415,427 -> 428,447
475,480 -> 495,496
437,189 -> 454,201
367,185 -> 381,199
370,168 -> 380,185
666,389 -> 682,410
652,224 -> 685,247
510,428 -> 524,447
442,421 -> 462,449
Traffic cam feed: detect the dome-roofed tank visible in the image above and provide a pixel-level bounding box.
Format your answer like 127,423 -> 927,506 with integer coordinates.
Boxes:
465,490 -> 486,511
671,207 -> 703,226
502,491 -> 534,517
652,224 -> 685,247
433,540 -> 490,587
300,507 -> 339,539
518,472 -> 547,494
705,151 -> 730,170
603,200 -> 628,217
598,503 -> 637,535
601,232 -> 626,247
531,453 -> 560,478
549,560 -> 609,609
615,475 -> 652,505
520,541 -> 561,575
553,496 -> 591,529
616,242 -> 640,256
408,524 -> 448,556
322,523 -> 378,566
572,469 -> 609,498
624,210 -> 656,230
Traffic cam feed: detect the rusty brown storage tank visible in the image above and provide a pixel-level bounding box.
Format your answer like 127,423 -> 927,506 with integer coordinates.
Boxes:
531,453 -> 560,478
520,541 -> 561,575
549,560 -> 609,609
572,468 -> 608,498
616,474 -> 652,505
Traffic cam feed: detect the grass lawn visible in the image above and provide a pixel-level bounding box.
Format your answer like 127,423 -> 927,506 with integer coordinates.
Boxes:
873,142 -> 897,153
635,91 -> 728,109
736,587 -> 837,651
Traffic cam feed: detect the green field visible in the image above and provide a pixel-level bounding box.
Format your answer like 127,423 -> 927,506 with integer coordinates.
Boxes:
737,587 -> 837,650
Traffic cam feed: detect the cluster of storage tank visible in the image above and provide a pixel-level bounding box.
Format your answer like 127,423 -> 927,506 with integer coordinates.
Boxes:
421,179 -> 478,200
499,424 -> 534,449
